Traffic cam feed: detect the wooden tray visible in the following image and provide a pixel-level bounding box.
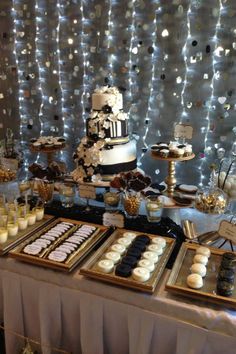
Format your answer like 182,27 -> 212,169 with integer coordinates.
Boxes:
80,230 -> 175,293
166,243 -> 236,309
10,218 -> 111,272
0,215 -> 55,255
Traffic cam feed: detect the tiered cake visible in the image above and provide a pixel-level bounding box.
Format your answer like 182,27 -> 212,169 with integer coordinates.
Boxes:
72,86 -> 137,182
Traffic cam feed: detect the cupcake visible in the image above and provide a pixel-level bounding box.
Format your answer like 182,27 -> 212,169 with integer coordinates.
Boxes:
184,144 -> 192,157
169,147 -> 179,157
159,149 -> 169,158
176,148 -> 184,158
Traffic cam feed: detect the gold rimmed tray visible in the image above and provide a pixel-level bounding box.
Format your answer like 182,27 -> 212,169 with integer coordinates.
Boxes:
166,243 -> 236,309
80,230 -> 175,293
0,215 -> 55,256
10,218 -> 111,272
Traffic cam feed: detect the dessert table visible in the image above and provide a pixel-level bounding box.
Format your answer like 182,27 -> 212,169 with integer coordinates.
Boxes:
0,204 -> 236,354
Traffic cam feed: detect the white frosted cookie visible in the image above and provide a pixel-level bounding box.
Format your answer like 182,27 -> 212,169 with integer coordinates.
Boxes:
117,237 -> 132,248
132,267 -> 150,282
64,242 -> 77,250
190,263 -> 207,277
151,237 -> 166,248
179,184 -> 198,193
187,273 -> 203,289
56,246 -> 72,254
24,244 -> 42,255
142,251 -> 159,263
196,246 -> 211,258
41,235 -> 56,241
48,251 -> 67,262
97,259 -> 114,273
122,232 -> 137,240
104,251 -> 121,264
147,244 -> 163,255
110,243 -> 126,255
193,254 -> 208,266
138,259 -> 155,272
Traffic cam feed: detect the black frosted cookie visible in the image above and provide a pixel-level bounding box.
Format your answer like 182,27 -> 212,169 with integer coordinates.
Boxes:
121,256 -> 138,268
131,241 -> 146,252
115,264 -> 132,278
135,235 -> 150,245
216,281 -> 234,297
220,258 -> 236,271
217,269 -> 235,284
222,252 -> 236,262
126,247 -> 143,259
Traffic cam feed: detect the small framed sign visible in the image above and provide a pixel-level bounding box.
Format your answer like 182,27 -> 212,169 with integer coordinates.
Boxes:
218,220 -> 236,244
103,212 -> 124,228
78,185 -> 96,200
174,124 -> 193,140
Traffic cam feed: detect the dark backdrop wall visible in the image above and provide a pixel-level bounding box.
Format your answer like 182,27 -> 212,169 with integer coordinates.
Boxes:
0,0 -> 236,185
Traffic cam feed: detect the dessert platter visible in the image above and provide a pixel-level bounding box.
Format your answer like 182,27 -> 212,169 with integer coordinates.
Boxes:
80,229 -> 175,293
166,242 -> 236,308
72,86 -> 137,182
0,214 -> 54,255
30,136 -> 66,165
10,218 -> 111,272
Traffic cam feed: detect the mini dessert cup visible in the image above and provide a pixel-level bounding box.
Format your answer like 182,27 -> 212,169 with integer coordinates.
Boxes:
0,216 -> 8,243
104,191 -> 120,211
18,217 -> 28,230
145,195 -> 163,223
59,183 -> 75,208
26,211 -> 37,226
7,222 -> 19,237
34,206 -> 44,221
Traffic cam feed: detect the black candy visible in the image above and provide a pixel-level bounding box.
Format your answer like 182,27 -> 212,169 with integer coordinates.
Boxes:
115,264 -> 132,278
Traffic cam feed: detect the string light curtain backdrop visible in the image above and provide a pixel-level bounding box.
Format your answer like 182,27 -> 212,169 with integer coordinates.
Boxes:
0,0 -> 236,184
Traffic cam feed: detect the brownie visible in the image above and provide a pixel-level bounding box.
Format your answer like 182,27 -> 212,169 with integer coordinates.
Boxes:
216,281 -> 234,297
121,256 -> 138,268
115,264 -> 132,278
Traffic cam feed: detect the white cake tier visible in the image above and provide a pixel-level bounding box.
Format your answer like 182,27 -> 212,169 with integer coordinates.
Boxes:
98,140 -> 137,175
92,93 -> 123,111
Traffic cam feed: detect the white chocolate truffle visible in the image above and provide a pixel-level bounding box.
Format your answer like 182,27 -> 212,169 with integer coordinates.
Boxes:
138,259 -> 155,272
97,259 -> 114,273
122,232 -> 137,240
187,273 -> 203,289
117,237 -> 132,248
142,251 -> 159,263
104,251 -> 121,264
147,244 -> 163,255
110,243 -> 126,255
196,246 -> 211,258
193,254 -> 208,266
151,237 -> 166,248
132,267 -> 150,282
190,263 -> 207,277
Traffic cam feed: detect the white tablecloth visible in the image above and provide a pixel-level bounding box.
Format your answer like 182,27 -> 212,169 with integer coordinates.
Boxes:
0,256 -> 236,354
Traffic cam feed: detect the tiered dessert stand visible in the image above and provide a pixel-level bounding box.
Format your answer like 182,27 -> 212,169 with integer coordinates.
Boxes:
151,152 -> 195,224
30,145 -> 65,165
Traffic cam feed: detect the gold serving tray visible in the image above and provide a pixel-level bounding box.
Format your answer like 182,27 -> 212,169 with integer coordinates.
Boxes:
80,230 -> 175,293
0,215 -> 55,255
10,218 -> 110,272
166,243 -> 236,309
151,152 -> 195,162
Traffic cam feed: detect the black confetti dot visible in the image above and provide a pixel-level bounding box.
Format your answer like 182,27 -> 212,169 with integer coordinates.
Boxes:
148,46 -> 154,54
206,45 -> 211,53
142,147 -> 147,153
160,74 -> 165,80
27,125 -> 33,129
54,115 -> 59,120
192,40 -> 197,46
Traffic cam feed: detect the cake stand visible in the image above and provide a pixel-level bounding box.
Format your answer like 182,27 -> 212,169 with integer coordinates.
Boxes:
151,152 -> 195,224
30,145 -> 65,165
151,153 -> 195,197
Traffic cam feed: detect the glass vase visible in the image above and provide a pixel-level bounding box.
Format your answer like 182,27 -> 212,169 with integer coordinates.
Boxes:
123,191 -> 141,219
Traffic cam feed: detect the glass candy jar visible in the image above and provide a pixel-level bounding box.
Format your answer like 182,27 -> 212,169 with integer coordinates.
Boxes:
195,186 -> 227,214
216,157 -> 236,201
